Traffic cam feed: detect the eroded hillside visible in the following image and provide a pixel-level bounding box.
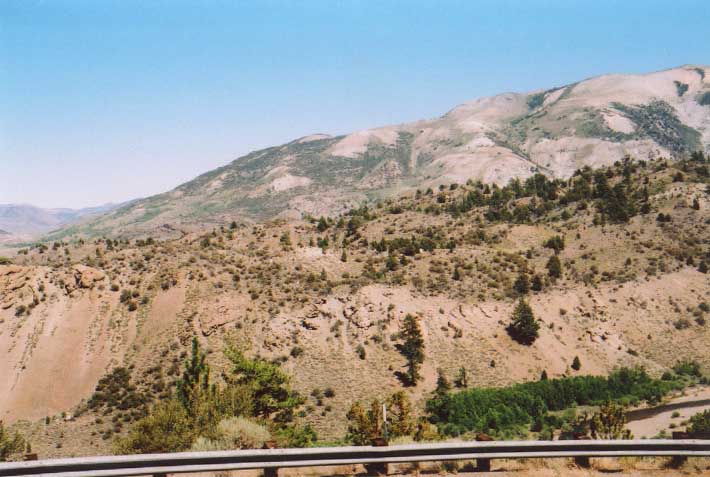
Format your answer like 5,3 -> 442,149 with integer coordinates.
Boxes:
2,153 -> 709,457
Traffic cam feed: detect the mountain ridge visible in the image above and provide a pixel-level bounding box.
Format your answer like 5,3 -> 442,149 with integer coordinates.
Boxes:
0,203 -> 126,243
45,64 -> 710,240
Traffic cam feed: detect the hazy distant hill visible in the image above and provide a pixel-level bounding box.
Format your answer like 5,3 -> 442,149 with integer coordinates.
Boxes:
49,65 -> 710,239
0,203 -> 123,241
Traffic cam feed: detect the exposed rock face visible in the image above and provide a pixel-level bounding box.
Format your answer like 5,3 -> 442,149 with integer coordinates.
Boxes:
46,65 -> 710,240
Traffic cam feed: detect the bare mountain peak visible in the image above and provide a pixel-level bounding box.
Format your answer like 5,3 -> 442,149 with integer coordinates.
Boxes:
46,64 -> 710,240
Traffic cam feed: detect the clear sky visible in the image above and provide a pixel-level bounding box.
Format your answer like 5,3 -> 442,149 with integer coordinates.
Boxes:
2,0 -> 709,208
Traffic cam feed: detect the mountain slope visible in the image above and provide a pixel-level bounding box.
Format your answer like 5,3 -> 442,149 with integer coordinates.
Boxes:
2,152 -> 710,457
50,65 -> 710,239
0,203 -> 124,242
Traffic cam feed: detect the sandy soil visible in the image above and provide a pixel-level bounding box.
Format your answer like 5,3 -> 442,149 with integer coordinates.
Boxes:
627,386 -> 710,438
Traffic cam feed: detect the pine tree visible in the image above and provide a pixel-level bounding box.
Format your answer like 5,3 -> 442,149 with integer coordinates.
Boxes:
346,392 -> 414,444
507,299 -> 540,345
546,255 -> 562,278
226,346 -> 304,421
396,314 -> 425,386
543,235 -> 565,254
386,392 -> 414,437
513,273 -> 530,295
435,369 -> 451,396
531,274 -> 544,291
176,337 -> 210,414
345,402 -> 374,445
540,370 -> 548,381
572,356 -> 582,371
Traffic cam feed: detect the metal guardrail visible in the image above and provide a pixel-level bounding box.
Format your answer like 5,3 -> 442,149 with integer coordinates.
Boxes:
1,439 -> 709,477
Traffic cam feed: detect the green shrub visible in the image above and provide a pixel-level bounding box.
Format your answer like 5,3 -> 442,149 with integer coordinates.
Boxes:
115,399 -> 194,454
0,422 -> 26,462
688,410 -> 710,434
116,340 -> 303,454
672,359 -> 702,377
427,367 -> 679,437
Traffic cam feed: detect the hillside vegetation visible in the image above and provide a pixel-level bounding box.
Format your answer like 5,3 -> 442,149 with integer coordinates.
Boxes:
1,150 -> 709,457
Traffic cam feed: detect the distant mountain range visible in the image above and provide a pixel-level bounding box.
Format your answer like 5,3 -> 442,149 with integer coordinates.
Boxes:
45,64 -> 710,239
0,203 -> 124,242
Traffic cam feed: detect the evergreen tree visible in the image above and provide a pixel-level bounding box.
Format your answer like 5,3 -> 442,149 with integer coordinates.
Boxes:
540,370 -> 548,381
507,299 -> 540,345
346,392 -> 414,444
345,401 -> 377,445
546,255 -> 562,278
176,338 -> 211,415
386,392 -> 415,438
435,369 -> 451,396
531,274 -> 544,292
226,346 -> 304,421
599,183 -> 636,223
593,171 -> 611,199
572,356 -> 582,371
396,314 -> 425,386
543,235 -> 565,254
513,273 -> 530,295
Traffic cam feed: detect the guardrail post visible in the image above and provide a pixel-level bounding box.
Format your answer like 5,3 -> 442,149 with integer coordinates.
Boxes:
262,440 -> 279,477
573,435 -> 591,468
366,437 -> 390,475
475,458 -> 491,472
475,432 -> 492,471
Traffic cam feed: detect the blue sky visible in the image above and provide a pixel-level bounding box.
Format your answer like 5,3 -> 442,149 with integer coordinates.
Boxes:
2,0 -> 709,208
